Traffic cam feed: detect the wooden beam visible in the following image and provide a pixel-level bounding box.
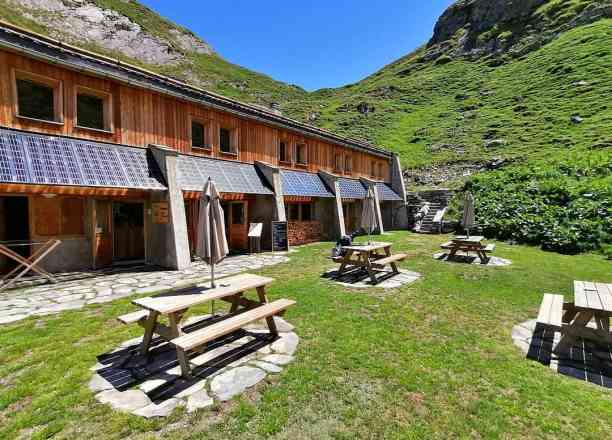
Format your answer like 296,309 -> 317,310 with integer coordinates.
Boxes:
0,183 -> 156,198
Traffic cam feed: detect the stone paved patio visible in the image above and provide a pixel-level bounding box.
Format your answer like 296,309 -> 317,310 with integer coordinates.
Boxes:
0,252 -> 289,325
512,319 -> 612,388
433,252 -> 512,266
322,268 -> 422,289
90,315 -> 298,418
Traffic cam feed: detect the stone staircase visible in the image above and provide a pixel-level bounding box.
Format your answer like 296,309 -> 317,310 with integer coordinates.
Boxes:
410,190 -> 454,234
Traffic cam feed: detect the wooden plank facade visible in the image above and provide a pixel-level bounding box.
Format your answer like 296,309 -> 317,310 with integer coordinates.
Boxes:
0,49 -> 390,181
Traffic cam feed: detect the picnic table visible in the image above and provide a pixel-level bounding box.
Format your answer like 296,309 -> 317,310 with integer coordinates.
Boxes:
332,242 -> 407,285
537,280 -> 612,350
0,239 -> 61,292
440,235 -> 495,264
118,273 -> 295,378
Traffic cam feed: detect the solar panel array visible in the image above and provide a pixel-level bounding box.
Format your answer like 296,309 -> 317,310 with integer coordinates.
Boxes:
337,177 -> 367,199
376,182 -> 402,201
177,155 -> 273,195
280,170 -> 334,198
0,128 -> 166,189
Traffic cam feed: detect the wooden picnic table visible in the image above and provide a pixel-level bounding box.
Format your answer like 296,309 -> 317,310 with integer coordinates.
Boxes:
440,236 -> 495,264
333,242 -> 406,285
0,239 -> 61,292
119,273 -> 295,377
537,280 -> 612,350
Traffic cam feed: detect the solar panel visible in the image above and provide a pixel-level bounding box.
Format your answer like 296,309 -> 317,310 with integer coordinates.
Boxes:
280,170 -> 333,198
177,155 -> 273,195
376,182 -> 402,201
0,128 -> 166,190
337,177 -> 367,199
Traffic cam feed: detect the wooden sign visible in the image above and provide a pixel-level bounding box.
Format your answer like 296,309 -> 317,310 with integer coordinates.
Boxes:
271,221 -> 288,252
153,202 -> 169,224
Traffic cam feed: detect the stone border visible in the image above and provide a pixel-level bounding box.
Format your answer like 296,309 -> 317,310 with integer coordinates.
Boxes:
512,319 -> 612,389
322,268 -> 421,289
90,316 -> 299,418
433,252 -> 512,267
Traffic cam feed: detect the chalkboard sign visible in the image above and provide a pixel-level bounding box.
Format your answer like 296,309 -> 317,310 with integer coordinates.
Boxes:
271,221 -> 288,252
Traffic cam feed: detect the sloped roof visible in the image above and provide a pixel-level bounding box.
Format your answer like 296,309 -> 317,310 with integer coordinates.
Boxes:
280,169 -> 334,198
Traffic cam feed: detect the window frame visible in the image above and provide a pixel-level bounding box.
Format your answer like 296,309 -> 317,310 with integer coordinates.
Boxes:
12,69 -> 64,125
218,126 -> 238,156
334,153 -> 344,173
278,140 -> 291,164
371,161 -> 378,178
190,116 -> 211,153
286,202 -> 315,222
74,85 -> 113,133
295,143 -> 308,166
344,154 -> 352,174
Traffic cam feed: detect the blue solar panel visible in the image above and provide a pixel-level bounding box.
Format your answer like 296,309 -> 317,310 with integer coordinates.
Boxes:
376,182 -> 402,201
337,177 -> 367,199
0,128 -> 166,190
280,170 -> 333,198
177,155 -> 273,195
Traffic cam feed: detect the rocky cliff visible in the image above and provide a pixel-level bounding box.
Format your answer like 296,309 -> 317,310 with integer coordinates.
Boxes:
425,0 -> 612,61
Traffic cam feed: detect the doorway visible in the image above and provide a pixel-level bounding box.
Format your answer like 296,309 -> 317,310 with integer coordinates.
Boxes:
0,196 -> 30,272
112,202 -> 145,263
222,201 -> 248,252
343,202 -> 356,234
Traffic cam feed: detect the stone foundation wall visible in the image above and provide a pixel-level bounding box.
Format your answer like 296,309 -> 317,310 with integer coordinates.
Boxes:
287,221 -> 321,246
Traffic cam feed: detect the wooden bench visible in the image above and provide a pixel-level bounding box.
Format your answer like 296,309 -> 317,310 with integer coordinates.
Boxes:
536,293 -> 564,330
172,298 -> 296,377
440,241 -> 454,250
117,309 -> 149,325
372,253 -> 407,269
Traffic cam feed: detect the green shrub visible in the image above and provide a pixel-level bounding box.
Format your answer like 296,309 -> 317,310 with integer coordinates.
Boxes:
453,150 -> 612,254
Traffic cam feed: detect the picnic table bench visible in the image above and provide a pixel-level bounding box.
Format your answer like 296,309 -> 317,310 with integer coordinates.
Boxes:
440,236 -> 494,264
118,273 -> 295,378
537,281 -> 612,350
332,242 -> 407,285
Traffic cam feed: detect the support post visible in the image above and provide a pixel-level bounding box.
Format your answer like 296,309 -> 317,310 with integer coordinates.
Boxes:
318,170 -> 346,238
255,161 -> 286,221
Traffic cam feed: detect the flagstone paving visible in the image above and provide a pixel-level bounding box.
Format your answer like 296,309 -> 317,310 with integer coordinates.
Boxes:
90,315 -> 298,418
0,253 -> 289,325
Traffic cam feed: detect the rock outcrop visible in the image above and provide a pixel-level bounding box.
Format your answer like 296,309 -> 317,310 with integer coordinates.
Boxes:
7,0 -> 214,65
425,0 -> 612,60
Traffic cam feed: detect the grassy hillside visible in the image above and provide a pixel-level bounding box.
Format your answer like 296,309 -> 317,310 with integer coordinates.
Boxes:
285,19 -> 611,172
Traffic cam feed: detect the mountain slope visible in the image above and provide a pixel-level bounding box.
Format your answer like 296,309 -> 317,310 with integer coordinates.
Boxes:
0,0 -> 306,108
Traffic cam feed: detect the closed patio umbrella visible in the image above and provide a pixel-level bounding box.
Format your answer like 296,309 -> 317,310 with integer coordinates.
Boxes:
361,186 -> 378,245
461,191 -> 475,238
196,178 -> 229,288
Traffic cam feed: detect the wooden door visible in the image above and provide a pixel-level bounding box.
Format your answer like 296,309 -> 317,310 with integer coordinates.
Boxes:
222,201 -> 248,252
113,202 -> 145,262
93,200 -> 113,268
343,202 -> 355,234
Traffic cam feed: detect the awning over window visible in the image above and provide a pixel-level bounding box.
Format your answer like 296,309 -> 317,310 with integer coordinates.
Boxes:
337,177 -> 368,199
280,169 -> 334,198
177,155 -> 273,195
0,128 -> 166,190
376,182 -> 403,201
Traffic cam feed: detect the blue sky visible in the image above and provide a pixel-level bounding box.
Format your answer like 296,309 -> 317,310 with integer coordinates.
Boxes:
140,0 -> 456,91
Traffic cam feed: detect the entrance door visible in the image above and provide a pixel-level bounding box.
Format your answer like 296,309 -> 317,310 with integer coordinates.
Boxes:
222,201 -> 248,252
343,202 -> 355,234
94,200 -> 113,268
113,202 -> 145,262
0,197 -> 30,272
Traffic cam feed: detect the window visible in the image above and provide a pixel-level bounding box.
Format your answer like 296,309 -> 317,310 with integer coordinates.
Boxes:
371,161 -> 377,177
296,143 -> 308,165
344,155 -> 352,173
279,141 -> 290,163
76,87 -> 112,132
286,203 -> 314,222
378,163 -> 385,179
335,154 -> 344,172
231,203 -> 245,225
13,71 -> 63,123
301,203 -> 312,221
219,127 -> 235,154
191,120 -> 208,150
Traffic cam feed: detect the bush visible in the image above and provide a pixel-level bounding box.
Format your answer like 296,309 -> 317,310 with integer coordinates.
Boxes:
452,150 -> 612,254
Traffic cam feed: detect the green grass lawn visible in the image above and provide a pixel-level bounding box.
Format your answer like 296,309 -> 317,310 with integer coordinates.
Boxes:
1,232 -> 611,439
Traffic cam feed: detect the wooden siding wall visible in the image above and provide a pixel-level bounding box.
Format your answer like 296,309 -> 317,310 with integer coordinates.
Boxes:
0,50 -> 390,180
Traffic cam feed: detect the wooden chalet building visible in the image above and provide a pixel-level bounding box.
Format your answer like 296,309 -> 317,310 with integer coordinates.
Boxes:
0,21 -> 408,272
